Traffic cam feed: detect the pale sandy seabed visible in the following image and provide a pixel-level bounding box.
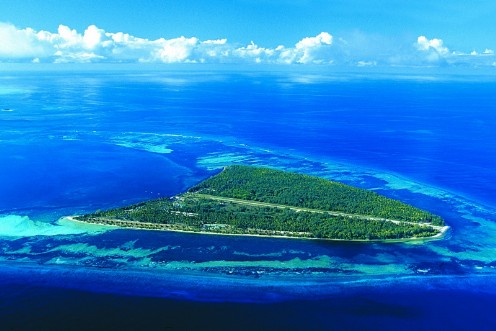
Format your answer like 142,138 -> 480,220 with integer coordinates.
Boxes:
1,137 -> 496,301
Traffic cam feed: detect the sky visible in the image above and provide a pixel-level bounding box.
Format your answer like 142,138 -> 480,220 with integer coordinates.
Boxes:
0,0 -> 495,68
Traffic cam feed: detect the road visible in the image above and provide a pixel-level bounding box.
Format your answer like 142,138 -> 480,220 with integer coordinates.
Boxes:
189,193 -> 447,232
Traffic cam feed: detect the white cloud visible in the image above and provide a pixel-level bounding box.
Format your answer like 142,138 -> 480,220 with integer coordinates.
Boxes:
0,22 -> 51,58
297,32 -> 332,48
154,36 -> 199,63
54,50 -> 104,63
0,23 -> 494,68
416,36 -> 448,54
57,25 -> 81,47
357,60 -> 377,67
83,25 -> 104,50
202,39 -> 227,45
0,23 -> 337,64
415,36 -> 450,63
413,35 -> 496,67
232,41 -> 275,63
292,32 -> 333,64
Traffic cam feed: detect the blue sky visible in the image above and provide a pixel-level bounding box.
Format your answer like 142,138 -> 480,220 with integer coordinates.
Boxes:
1,0 -> 495,67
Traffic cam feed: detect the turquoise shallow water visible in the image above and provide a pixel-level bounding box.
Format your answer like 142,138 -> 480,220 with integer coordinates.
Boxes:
1,138 -> 495,299
1,70 -> 496,329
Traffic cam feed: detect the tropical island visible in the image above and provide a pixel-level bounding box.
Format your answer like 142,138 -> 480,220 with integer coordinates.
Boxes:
72,165 -> 448,242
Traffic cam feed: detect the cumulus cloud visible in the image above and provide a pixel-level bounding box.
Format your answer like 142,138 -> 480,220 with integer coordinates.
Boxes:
416,36 -> 448,54
415,36 -> 449,63
231,42 -> 275,63
0,22 -> 494,67
277,32 -> 333,64
0,22 -> 51,58
0,23 -> 336,64
413,35 -> 496,67
154,36 -> 199,63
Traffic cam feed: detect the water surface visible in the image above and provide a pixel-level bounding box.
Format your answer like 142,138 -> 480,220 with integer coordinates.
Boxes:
1,70 -> 495,329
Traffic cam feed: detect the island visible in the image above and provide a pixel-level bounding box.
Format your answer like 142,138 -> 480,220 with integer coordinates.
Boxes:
72,165 -> 448,242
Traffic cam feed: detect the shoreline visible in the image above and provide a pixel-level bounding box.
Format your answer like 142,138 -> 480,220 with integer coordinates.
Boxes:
199,136 -> 496,213
63,216 -> 450,243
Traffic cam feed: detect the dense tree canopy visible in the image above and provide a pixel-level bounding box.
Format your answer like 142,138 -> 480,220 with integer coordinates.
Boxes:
190,166 -> 444,225
76,165 -> 444,241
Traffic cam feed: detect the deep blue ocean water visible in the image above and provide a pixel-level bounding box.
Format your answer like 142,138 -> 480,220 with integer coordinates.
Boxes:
1,69 -> 496,330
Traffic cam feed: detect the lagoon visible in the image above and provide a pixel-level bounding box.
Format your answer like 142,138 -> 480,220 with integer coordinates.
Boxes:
1,69 -> 496,329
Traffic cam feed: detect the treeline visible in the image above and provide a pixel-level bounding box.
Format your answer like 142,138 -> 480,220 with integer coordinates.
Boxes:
76,194 -> 440,240
76,198 -> 202,226
189,165 -> 444,226
75,165 -> 444,240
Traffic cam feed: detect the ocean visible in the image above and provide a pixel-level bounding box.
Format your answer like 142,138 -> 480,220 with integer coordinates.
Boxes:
1,68 -> 496,330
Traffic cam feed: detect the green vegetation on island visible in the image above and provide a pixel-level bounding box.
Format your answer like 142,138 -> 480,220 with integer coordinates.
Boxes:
74,165 -> 447,241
